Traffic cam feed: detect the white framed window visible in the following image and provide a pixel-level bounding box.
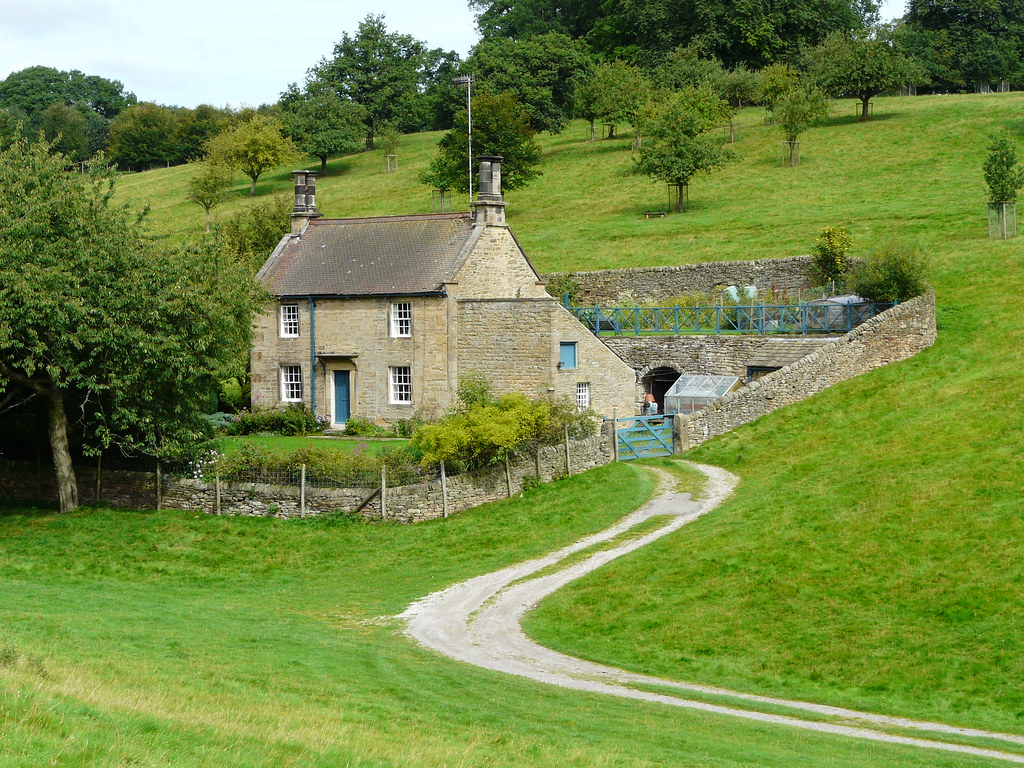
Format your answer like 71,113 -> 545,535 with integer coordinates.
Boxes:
390,302 -> 412,337
280,304 -> 300,338
576,382 -> 590,410
281,365 -> 303,402
389,366 -> 412,404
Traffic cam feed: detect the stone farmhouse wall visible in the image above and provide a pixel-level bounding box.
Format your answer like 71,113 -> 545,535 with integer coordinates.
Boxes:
0,427 -> 615,525
542,255 -> 817,305
603,335 -> 835,380
674,293 -> 937,450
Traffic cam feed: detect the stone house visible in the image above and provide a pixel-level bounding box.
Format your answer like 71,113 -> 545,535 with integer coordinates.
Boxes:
250,157 -> 637,426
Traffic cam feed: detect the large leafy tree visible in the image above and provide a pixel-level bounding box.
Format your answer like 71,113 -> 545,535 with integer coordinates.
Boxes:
0,138 -> 264,512
107,102 -> 178,170
575,60 -> 651,138
0,66 -> 135,128
205,114 -> 298,195
633,87 -> 735,212
807,28 -> 923,121
280,84 -> 366,174
469,32 -> 594,134
420,92 -> 542,197
312,14 -> 434,149
901,0 -> 1024,91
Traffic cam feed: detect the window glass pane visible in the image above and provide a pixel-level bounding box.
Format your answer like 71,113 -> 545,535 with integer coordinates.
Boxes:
280,304 -> 299,337
281,365 -> 302,401
390,302 -> 412,337
559,342 -> 577,369
576,382 -> 590,409
390,366 -> 412,403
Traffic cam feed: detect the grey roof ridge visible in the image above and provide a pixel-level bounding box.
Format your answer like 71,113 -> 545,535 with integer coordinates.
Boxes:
314,211 -> 472,225
447,220 -> 486,281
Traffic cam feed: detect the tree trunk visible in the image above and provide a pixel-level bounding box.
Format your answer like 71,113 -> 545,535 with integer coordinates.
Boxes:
204,208 -> 211,234
248,176 -> 257,195
860,97 -> 870,121
320,155 -> 328,175
47,393 -> 78,513
365,131 -> 375,151
672,183 -> 687,212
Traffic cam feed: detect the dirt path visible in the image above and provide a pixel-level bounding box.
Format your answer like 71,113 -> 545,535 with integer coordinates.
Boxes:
399,462 -> 1024,764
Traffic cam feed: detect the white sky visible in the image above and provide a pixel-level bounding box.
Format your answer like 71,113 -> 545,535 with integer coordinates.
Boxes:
0,0 -> 908,109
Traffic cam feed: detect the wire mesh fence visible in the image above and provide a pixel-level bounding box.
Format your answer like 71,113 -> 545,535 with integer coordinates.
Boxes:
166,460 -> 437,490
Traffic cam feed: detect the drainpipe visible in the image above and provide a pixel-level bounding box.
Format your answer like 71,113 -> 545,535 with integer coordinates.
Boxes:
308,296 -> 317,415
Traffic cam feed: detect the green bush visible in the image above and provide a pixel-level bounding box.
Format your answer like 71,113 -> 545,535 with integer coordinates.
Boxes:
850,239 -> 928,303
210,442 -> 420,487
545,274 -> 582,305
811,225 -> 853,285
342,417 -> 389,437
984,132 -> 1024,203
228,404 -> 326,436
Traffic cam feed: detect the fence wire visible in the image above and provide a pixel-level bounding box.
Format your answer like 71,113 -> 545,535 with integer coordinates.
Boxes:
167,461 -> 437,490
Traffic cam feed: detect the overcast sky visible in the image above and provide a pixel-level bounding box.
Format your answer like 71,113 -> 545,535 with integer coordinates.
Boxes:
0,0 -> 908,109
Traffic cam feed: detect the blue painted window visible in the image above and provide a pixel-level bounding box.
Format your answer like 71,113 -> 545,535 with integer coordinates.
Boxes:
559,342 -> 577,370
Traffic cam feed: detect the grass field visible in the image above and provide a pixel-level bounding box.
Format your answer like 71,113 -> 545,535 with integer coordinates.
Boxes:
215,434 -> 407,456
4,91 -> 1023,765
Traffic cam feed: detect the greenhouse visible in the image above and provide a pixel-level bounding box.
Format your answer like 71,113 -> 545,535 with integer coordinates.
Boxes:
663,374 -> 741,415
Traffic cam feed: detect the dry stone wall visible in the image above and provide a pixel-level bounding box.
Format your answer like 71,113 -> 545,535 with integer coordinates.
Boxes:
542,256 -> 817,305
674,293 -> 937,449
0,426 -> 616,524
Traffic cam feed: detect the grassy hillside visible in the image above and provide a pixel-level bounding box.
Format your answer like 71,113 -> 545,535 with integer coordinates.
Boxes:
5,91 -> 1021,764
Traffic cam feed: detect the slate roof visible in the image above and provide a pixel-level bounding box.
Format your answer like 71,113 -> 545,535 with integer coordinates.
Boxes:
746,338 -> 834,369
258,213 -> 476,297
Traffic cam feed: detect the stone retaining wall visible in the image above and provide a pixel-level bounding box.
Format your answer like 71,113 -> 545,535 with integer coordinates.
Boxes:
542,256 -> 816,305
0,426 -> 616,524
674,293 -> 937,450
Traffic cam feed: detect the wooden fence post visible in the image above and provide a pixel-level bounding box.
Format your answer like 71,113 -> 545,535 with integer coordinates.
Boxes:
504,455 -> 513,498
440,461 -> 449,518
300,463 -> 306,518
380,465 -> 387,520
95,454 -> 102,506
564,426 -> 571,476
215,472 -> 222,515
155,461 -> 162,511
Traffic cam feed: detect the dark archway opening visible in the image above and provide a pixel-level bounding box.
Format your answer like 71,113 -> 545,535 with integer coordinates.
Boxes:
642,366 -> 679,414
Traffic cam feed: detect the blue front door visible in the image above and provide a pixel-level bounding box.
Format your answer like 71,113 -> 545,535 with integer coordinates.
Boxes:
333,370 -> 351,424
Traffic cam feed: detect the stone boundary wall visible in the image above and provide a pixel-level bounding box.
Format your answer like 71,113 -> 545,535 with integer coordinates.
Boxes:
0,427 -> 616,524
542,256 -> 816,305
674,293 -> 937,450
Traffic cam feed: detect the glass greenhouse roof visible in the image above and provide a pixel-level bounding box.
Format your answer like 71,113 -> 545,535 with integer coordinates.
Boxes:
665,375 -> 740,400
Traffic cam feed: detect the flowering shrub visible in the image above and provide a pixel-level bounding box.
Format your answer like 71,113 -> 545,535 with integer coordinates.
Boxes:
812,225 -> 854,285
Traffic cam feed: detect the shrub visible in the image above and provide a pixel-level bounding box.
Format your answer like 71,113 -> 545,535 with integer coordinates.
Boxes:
342,416 -> 388,437
850,239 -> 928,303
545,274 -> 582,305
229,404 -> 325,436
812,225 -> 854,285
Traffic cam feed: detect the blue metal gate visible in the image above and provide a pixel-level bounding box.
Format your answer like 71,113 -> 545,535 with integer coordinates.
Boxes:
614,415 -> 674,460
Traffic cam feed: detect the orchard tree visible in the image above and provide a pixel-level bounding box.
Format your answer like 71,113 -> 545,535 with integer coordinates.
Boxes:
575,61 -> 650,138
280,84 -> 365,174
420,92 -> 542,197
633,87 -> 735,212
774,87 -> 830,165
807,28 -> 922,121
655,45 -> 725,91
0,138 -> 264,512
186,160 -> 234,232
312,14 -> 432,149
206,114 -> 298,195
469,32 -> 593,134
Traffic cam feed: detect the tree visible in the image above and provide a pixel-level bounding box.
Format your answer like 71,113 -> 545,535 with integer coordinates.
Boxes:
107,102 -> 177,170
902,0 -> 1024,91
774,87 -> 830,165
312,14 -> 432,149
655,45 -> 725,91
807,28 -> 922,121
758,63 -> 799,114
575,61 -> 650,138
205,114 -> 298,195
187,160 -> 234,232
40,102 -> 88,162
632,87 -> 735,212
173,104 -> 228,164
0,138 -> 264,512
984,133 -> 1024,202
280,84 -> 365,174
469,32 -> 594,134
420,92 -> 542,197
718,66 -> 761,108
0,66 -> 135,129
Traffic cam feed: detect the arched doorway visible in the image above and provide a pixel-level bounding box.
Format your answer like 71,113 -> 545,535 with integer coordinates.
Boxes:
641,366 -> 680,414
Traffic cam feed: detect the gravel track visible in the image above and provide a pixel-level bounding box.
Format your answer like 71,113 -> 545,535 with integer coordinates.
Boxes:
400,461 -> 1024,764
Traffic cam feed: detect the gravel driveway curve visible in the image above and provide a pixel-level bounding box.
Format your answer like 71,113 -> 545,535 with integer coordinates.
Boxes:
399,461 -> 1024,764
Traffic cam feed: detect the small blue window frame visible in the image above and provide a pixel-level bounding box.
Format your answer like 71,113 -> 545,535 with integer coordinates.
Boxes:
559,342 -> 578,370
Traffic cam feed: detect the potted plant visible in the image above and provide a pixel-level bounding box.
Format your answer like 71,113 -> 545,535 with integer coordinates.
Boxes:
983,133 -> 1024,239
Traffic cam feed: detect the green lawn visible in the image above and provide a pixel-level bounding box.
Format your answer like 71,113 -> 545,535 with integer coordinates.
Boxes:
215,434 -> 407,456
0,465 -> 1005,767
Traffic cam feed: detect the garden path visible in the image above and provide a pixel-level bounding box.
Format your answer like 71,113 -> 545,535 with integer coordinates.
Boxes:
400,462 -> 1024,764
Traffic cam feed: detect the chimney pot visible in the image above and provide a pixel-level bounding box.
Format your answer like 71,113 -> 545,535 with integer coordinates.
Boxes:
290,169 -> 321,235
471,155 -> 506,226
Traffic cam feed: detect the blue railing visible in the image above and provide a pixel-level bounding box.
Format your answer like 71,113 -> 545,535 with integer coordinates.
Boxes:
569,302 -> 895,336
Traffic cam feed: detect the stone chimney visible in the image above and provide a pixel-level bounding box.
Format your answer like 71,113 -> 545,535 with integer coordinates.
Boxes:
290,170 -> 322,235
471,155 -> 506,226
